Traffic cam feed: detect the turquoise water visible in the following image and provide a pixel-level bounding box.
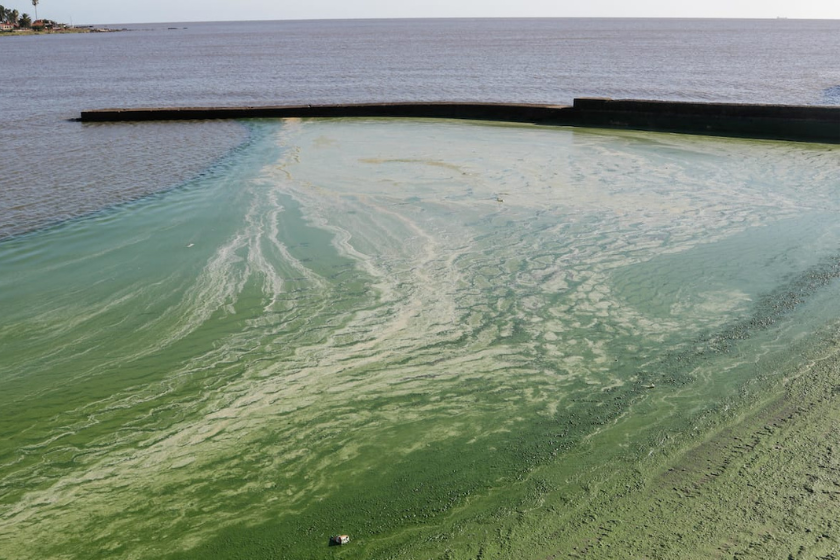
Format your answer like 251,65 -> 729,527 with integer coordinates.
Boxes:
1,119 -> 839,559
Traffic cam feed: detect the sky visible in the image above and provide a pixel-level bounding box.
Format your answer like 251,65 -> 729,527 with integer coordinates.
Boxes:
21,0 -> 840,26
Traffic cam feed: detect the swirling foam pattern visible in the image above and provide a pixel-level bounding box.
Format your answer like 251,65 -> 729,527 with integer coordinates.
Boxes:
0,119 -> 839,559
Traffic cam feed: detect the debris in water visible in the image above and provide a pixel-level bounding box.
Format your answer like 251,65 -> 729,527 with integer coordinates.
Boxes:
330,534 -> 351,546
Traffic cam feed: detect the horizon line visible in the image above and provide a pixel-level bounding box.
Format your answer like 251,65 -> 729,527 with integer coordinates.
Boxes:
69,15 -> 839,27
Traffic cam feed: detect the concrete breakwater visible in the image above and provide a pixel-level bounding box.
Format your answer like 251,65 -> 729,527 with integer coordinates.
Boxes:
569,98 -> 840,143
80,98 -> 840,143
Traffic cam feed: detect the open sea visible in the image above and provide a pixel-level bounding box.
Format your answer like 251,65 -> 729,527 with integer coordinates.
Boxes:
1,18 -> 840,238
1,18 -> 840,560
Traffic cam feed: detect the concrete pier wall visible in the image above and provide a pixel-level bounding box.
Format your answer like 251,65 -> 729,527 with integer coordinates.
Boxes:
80,99 -> 840,143
566,98 -> 840,143
79,102 -> 570,124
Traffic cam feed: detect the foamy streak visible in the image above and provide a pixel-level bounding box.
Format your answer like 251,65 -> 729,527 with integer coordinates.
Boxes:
1,120 -> 839,558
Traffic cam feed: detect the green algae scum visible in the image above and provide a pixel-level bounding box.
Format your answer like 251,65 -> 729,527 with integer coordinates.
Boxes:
1,118 -> 840,559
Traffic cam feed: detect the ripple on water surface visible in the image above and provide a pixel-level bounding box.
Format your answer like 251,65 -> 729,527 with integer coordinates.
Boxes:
0,120 -> 248,240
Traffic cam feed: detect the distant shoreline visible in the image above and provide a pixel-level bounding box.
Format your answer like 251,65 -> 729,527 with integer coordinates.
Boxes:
0,27 -> 125,36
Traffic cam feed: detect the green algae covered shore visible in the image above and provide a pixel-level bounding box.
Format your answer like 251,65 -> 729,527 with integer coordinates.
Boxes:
510,323 -> 840,560
1,119 -> 839,559
582,345 -> 840,559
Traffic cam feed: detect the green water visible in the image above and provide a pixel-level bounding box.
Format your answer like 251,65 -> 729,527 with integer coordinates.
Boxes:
1,119 -> 839,559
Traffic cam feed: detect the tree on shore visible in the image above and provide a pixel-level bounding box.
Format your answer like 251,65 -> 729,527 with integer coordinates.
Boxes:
1,2 -> 59,30
1,6 -> 20,25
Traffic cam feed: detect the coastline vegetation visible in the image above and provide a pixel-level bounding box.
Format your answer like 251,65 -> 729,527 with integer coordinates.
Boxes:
0,2 -> 113,34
